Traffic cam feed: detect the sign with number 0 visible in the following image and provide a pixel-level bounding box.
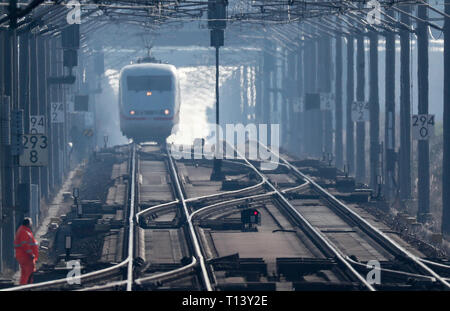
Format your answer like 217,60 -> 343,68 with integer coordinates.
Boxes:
51,102 -> 64,123
19,134 -> 48,166
412,114 -> 435,140
30,115 -> 46,134
351,101 -> 370,122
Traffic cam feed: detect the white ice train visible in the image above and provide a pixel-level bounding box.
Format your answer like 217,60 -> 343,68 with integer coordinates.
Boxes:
119,63 -> 180,143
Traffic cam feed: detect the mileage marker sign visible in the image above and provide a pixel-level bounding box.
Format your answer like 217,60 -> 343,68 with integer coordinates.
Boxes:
412,114 -> 435,140
19,134 -> 49,166
30,115 -> 46,134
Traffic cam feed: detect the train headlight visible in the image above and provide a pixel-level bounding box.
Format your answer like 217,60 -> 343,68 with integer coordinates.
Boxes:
146,91 -> 152,96
130,110 -> 136,115
164,109 -> 170,115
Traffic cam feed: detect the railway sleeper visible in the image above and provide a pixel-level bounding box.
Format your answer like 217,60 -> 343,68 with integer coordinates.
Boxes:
276,257 -> 337,279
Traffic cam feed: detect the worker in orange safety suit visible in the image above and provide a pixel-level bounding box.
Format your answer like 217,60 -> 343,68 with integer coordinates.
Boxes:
14,217 -> 39,285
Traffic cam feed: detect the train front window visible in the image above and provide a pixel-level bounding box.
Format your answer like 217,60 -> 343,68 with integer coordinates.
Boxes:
127,75 -> 172,92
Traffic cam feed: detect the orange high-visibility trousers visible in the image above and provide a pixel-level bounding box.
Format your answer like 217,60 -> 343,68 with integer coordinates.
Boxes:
17,257 -> 35,285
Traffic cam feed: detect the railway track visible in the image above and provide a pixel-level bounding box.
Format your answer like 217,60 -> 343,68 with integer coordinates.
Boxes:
2,144 -> 137,291
3,141 -> 450,291
252,141 -> 450,290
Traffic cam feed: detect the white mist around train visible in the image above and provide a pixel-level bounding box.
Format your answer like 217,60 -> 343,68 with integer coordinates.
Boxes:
170,123 -> 280,171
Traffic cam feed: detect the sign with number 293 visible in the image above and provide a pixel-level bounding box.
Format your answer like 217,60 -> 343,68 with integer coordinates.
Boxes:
19,134 -> 49,166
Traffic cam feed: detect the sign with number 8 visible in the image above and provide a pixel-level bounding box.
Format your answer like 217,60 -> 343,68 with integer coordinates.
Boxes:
19,134 -> 49,166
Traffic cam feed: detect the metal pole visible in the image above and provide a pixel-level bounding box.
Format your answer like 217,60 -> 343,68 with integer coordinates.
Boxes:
50,38 -> 60,191
19,33 -> 30,223
272,45 -> 278,131
346,35 -> 355,175
303,37 -> 319,157
3,0 -> 18,269
369,31 -> 379,192
385,9 -> 396,200
29,34 -> 40,198
37,36 -> 48,200
243,65 -> 248,125
1,95 -> 15,270
211,46 -> 222,180
417,1 -> 430,223
287,51 -> 296,152
335,34 -> 343,169
255,54 -> 263,124
305,37 -> 317,94
442,0 -> 450,235
356,34 -> 366,184
263,45 -> 271,129
281,49 -> 288,147
318,36 -> 332,157
46,38 -> 54,194
400,6 -> 412,201
295,42 -> 304,154
57,39 -> 64,186
11,10 -> 20,234
0,30 -> 4,273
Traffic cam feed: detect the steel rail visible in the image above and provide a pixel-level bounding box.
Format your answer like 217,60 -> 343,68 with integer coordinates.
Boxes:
346,256 -> 436,283
136,200 -> 180,223
135,178 -> 309,280
419,258 -> 450,270
190,192 -> 276,221
134,158 -> 308,288
132,154 -> 266,290
2,144 -> 137,291
136,181 -> 265,223
171,150 -> 268,201
79,257 -> 197,290
77,280 -> 128,291
1,258 -> 128,291
135,257 -> 197,285
227,143 -> 376,291
189,180 -> 311,222
126,144 -> 136,291
345,256 -> 437,283
166,146 -> 212,291
258,141 -> 450,290
185,180 -> 265,202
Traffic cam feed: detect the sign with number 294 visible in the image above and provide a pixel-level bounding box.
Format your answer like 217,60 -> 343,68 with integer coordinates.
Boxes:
412,114 -> 435,140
